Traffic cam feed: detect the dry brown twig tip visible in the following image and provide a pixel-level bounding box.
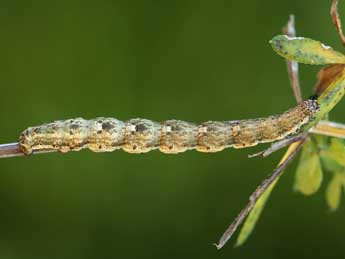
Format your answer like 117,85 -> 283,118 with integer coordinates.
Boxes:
331,0 -> 345,46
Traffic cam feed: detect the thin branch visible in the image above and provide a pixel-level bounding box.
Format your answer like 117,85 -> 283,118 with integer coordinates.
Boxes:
0,143 -> 56,159
283,15 -> 303,103
248,133 -> 307,158
215,138 -> 307,249
331,0 -> 345,47
0,143 -> 23,158
310,120 -> 345,138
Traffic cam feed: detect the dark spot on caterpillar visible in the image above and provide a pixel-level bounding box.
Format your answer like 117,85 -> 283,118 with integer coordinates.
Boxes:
132,145 -> 137,150
25,131 -> 29,136
206,146 -> 210,150
70,124 -> 79,130
98,145 -> 102,149
34,128 -> 41,134
199,131 -> 206,137
102,122 -> 114,130
172,124 -> 181,131
97,130 -> 102,134
69,130 -> 73,135
70,120 -> 74,123
168,145 -> 173,150
135,124 -> 147,132
98,120 -> 103,123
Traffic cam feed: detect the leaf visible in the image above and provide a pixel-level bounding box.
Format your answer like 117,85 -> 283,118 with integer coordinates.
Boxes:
326,171 -> 343,211
321,155 -> 343,172
270,35 -> 345,65
315,68 -> 345,121
326,138 -> 345,166
235,142 -> 301,247
294,141 -> 323,195
235,177 -> 278,247
312,134 -> 327,149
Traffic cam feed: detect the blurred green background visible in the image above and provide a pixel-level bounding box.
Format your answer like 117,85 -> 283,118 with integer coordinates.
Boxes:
1,0 -> 345,258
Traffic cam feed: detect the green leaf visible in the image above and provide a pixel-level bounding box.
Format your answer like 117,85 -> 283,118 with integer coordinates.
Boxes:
325,138 -> 345,166
326,171 -> 343,211
294,142 -> 323,195
270,35 -> 345,65
313,135 -> 327,149
321,155 -> 343,172
235,178 -> 278,247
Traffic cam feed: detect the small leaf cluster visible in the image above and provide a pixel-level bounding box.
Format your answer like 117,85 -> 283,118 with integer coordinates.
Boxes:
294,136 -> 345,211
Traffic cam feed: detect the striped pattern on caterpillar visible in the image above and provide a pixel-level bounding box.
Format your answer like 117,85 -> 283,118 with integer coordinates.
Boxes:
19,99 -> 319,155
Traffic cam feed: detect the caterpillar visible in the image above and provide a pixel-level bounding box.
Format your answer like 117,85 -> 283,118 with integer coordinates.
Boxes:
18,99 -> 319,155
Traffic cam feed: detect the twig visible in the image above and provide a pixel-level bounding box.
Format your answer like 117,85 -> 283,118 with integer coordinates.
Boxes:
283,15 -> 303,103
0,143 -> 24,158
0,143 -> 55,158
248,133 -> 307,158
215,137 -> 307,249
310,120 -> 345,138
331,0 -> 345,47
